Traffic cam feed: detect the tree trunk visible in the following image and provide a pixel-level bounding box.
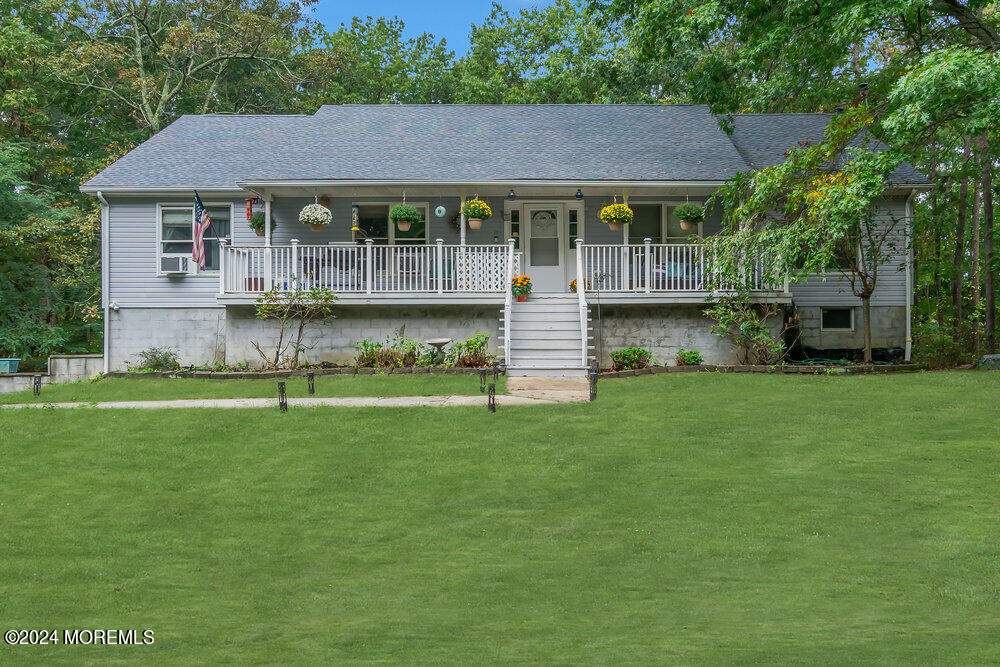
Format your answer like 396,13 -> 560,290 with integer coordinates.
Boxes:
978,134 -> 995,352
930,141 -> 944,325
971,174 -> 983,359
862,295 -> 873,363
953,137 -> 971,336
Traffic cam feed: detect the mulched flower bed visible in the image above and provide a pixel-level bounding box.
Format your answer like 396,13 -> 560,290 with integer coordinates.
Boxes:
599,363 -> 926,378
106,366 -> 490,380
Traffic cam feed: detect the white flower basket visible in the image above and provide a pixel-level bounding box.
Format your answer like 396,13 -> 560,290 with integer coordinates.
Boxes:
299,203 -> 332,231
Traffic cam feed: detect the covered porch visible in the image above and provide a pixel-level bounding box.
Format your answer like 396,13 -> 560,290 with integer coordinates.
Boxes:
218,181 -> 791,304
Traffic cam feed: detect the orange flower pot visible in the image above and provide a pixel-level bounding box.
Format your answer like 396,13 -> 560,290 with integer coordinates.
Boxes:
516,294 -> 527,302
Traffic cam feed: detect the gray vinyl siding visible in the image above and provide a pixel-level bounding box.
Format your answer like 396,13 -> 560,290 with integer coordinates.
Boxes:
789,197 -> 910,307
106,195 -> 251,308
105,192 -> 911,309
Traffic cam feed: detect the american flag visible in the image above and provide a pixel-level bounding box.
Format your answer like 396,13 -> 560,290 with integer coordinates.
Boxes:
192,191 -> 212,269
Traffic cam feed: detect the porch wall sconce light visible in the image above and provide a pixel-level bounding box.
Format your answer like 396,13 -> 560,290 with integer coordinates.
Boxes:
575,189 -> 583,200
507,189 -> 516,200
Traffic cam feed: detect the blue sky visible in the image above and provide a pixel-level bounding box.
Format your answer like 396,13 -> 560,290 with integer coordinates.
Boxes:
310,1 -> 551,54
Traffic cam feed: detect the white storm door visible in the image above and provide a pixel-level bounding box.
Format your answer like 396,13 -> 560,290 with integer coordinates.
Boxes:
524,205 -> 564,292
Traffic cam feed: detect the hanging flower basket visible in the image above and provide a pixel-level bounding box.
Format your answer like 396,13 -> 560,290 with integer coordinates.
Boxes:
600,202 -> 633,231
248,212 -> 267,237
389,204 -> 422,233
462,198 -> 492,230
674,202 -> 704,231
299,203 -> 332,231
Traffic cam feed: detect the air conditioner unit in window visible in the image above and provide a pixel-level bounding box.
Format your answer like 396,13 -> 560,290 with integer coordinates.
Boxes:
161,256 -> 190,274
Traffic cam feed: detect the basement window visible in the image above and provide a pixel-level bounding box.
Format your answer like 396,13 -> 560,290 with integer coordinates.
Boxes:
821,308 -> 855,332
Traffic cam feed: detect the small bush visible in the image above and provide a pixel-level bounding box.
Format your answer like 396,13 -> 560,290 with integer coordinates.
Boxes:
611,347 -> 652,371
675,348 -> 703,366
129,346 -> 180,371
912,321 -> 974,368
354,337 -> 427,368
449,332 -> 493,368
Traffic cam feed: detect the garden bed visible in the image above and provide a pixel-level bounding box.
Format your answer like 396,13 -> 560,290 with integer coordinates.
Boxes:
600,363 -> 927,378
106,365 -> 493,380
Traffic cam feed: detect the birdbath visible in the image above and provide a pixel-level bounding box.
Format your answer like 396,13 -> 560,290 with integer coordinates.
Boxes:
426,338 -> 452,366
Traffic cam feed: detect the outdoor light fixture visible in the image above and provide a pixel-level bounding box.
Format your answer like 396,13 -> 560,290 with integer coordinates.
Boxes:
508,189 -> 516,200
575,189 -> 583,199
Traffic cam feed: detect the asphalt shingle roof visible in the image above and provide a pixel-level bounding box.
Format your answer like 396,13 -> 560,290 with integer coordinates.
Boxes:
82,105 -> 927,190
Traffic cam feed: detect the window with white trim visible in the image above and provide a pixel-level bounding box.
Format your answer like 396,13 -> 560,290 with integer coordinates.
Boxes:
159,204 -> 231,272
352,203 -> 429,245
821,307 -> 855,331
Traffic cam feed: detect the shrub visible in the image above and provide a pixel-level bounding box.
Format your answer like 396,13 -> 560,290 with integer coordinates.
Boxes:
611,347 -> 652,371
449,332 -> 493,367
461,198 -> 492,220
253,287 -> 338,369
704,295 -> 790,365
129,346 -> 180,371
675,348 -> 703,366
912,321 -> 974,368
674,203 -> 705,223
354,336 -> 427,368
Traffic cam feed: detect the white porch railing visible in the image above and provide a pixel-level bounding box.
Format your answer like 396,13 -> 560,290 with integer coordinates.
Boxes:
577,241 -> 786,294
220,239 -> 521,295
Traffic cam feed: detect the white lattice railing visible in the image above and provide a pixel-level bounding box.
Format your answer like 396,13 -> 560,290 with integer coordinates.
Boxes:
220,240 -> 521,295
578,242 -> 787,294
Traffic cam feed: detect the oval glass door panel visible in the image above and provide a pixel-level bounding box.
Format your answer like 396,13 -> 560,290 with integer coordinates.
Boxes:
530,209 -> 559,266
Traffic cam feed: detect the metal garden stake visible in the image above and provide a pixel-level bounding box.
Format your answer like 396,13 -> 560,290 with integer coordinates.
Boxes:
32,374 -> 41,396
307,371 -> 315,395
277,381 -> 288,412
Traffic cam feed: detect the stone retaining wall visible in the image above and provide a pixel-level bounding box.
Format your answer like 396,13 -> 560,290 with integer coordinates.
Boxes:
0,354 -> 104,394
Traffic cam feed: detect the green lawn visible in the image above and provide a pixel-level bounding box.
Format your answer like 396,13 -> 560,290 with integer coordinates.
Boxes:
2,371 -> 999,662
0,372 -> 503,405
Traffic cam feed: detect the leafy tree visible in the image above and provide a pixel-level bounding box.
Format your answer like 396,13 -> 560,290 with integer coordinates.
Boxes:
457,0 -> 661,104
55,0 -> 316,133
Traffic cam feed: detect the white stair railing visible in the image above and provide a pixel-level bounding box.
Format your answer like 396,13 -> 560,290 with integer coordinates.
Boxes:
575,238 -> 588,367
503,238 -> 516,365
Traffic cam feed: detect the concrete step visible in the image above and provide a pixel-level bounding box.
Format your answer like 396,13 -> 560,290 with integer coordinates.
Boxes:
507,366 -> 588,377
511,340 -> 582,351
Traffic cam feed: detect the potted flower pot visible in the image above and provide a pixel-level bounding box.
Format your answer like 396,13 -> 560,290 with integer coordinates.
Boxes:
516,294 -> 527,302
309,224 -> 325,232
679,220 -> 695,231
600,202 -> 632,232
607,221 -> 621,231
468,218 -> 483,230
397,221 -> 411,232
254,228 -> 265,237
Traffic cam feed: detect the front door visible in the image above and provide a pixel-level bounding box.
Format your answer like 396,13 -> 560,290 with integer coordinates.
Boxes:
524,204 -> 564,292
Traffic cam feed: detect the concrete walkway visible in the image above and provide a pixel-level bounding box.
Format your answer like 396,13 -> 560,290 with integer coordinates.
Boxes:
1,378 -> 591,410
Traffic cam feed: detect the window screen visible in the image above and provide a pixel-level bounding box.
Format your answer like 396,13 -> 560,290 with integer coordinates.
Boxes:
628,204 -> 661,244
821,308 -> 854,330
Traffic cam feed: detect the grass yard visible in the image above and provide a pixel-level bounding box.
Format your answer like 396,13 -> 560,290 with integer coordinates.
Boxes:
2,371 -> 999,662
0,372 -> 503,405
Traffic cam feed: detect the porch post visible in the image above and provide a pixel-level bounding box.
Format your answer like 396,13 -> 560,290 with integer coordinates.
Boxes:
264,193 -> 273,291
290,238 -> 299,290
436,238 -> 444,294
218,239 -> 226,295
459,196 -> 466,246
643,237 -> 652,294
365,238 -> 374,294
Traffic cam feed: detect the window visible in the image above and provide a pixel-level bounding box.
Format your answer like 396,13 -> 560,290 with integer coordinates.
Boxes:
159,204 -> 231,272
821,308 -> 855,331
509,209 -> 520,249
665,206 -> 696,241
628,204 -> 662,244
352,203 -> 428,245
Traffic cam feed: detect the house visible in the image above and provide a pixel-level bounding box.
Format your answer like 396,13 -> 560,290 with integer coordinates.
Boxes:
81,105 -> 927,376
